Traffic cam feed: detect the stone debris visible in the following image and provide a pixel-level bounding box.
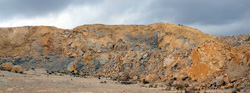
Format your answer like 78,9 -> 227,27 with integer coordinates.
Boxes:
0,63 -> 12,71
0,23 -> 249,91
11,65 -> 24,73
0,63 -> 23,73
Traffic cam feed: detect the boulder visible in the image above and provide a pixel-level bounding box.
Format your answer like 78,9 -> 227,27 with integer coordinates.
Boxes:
118,72 -> 129,81
67,62 -> 77,73
210,76 -> 224,88
145,74 -> 159,83
215,76 -> 224,87
0,63 -> 13,71
11,65 -> 24,73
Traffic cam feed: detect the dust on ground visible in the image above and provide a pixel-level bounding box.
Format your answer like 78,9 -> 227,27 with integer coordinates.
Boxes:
0,69 -> 236,93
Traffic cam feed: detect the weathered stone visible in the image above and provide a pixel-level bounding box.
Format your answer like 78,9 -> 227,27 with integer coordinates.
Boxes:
118,72 -> 129,81
11,65 -> 24,73
0,63 -> 12,71
145,74 -> 159,83
0,23 -> 249,90
67,62 -> 77,73
215,76 -> 224,87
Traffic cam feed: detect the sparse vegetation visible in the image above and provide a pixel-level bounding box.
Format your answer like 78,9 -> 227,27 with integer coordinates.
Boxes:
165,85 -> 171,90
245,36 -> 250,41
176,85 -> 185,90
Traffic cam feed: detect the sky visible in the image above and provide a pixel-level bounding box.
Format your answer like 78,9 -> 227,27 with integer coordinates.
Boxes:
0,0 -> 249,36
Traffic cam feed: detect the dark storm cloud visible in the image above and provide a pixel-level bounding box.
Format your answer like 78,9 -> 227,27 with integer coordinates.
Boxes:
0,0 -> 102,20
143,0 -> 250,25
0,0 -> 249,35
134,0 -> 250,35
97,0 -> 250,35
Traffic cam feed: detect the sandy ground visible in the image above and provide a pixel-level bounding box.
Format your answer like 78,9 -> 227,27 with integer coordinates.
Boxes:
0,69 -> 239,93
0,69 -> 169,93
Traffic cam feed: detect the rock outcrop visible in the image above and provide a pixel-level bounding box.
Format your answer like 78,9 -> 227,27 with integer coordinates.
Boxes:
0,22 -> 249,90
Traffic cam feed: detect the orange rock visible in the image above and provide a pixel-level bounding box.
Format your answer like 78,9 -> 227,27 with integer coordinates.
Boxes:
187,49 -> 211,80
1,23 -> 249,90
11,65 -> 24,73
145,74 -> 159,83
0,63 -> 12,71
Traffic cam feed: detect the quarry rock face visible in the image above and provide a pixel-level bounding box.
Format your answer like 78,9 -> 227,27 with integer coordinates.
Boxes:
0,22 -> 249,90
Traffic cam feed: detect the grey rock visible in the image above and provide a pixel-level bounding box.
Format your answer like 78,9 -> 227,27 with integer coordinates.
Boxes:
215,76 -> 224,87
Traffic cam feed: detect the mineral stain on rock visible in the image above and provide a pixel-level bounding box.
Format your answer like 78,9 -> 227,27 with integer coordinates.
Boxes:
0,22 -> 250,92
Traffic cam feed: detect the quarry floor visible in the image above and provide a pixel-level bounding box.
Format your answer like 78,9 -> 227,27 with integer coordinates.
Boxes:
0,69 -> 235,93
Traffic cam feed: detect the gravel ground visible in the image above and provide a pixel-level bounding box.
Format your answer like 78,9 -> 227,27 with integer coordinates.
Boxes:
0,70 -> 166,93
0,69 -> 240,93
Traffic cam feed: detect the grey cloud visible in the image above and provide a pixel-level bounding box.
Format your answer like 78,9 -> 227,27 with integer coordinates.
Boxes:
0,0 -> 102,21
0,0 -> 249,35
143,0 -> 250,25
98,0 -> 148,20
132,0 -> 250,35
206,19 -> 250,36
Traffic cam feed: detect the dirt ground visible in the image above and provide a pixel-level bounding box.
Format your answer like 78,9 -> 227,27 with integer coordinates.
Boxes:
0,69 -> 237,93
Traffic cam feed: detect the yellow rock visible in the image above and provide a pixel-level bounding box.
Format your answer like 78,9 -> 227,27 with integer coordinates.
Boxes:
0,63 -> 12,71
11,65 -> 24,73
145,74 -> 159,83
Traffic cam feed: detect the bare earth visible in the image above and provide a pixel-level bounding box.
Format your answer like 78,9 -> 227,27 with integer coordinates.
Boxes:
0,69 -> 166,93
0,69 -> 235,93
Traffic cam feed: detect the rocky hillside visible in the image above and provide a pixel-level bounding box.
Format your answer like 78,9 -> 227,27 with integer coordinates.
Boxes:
0,22 -> 249,91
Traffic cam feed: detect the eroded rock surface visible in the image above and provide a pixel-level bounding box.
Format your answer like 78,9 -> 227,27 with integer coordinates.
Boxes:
0,22 -> 249,91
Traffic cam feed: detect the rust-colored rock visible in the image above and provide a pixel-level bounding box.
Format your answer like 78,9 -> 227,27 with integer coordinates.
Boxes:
0,23 -> 249,90
145,74 -> 159,83
11,65 -> 24,73
0,63 -> 13,71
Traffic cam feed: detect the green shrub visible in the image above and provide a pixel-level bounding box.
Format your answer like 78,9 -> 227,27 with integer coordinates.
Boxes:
176,85 -> 184,90
246,36 -> 250,41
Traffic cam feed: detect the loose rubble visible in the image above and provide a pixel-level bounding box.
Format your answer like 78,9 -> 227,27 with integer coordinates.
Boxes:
0,23 -> 249,92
